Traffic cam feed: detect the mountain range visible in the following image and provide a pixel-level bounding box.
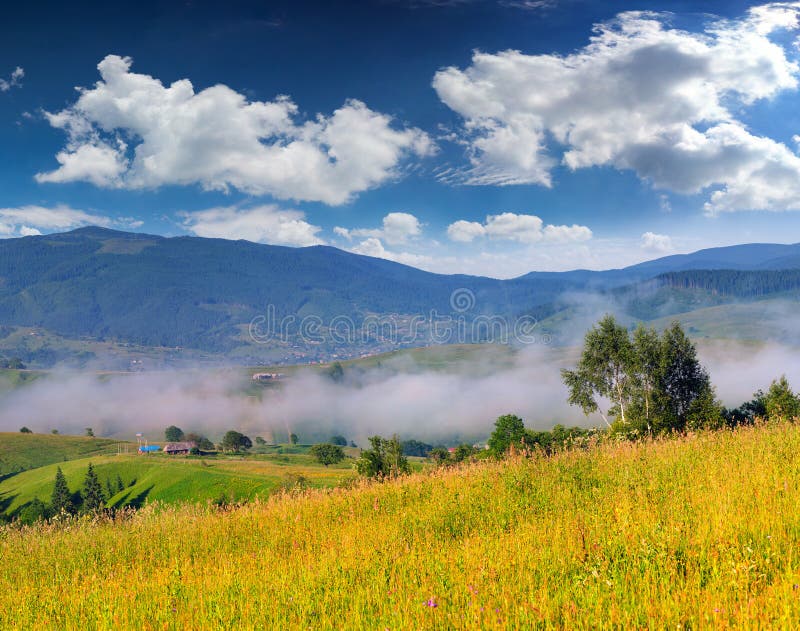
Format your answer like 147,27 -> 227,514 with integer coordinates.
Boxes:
1,227 -> 799,367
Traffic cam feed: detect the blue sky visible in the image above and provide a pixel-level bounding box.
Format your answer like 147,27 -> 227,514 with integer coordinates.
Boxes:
2,0 -> 800,277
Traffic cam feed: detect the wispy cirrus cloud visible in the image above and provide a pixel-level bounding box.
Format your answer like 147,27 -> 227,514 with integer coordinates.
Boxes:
0,67 -> 24,92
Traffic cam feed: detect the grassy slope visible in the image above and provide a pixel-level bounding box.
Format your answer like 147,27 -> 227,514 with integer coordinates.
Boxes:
0,452 -> 357,515
648,300 -> 799,340
0,368 -> 44,389
537,296 -> 800,346
2,423 -> 800,628
0,432 -> 125,476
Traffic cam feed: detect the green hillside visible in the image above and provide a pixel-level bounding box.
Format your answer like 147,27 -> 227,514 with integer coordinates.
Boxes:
0,452 -> 357,517
535,294 -> 800,346
0,432 -> 125,476
647,300 -> 800,342
3,423 -> 800,627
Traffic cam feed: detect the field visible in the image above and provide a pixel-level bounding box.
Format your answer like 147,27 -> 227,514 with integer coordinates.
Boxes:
0,433 -> 368,520
0,432 -> 124,476
1,422 -> 800,628
0,451 -> 358,517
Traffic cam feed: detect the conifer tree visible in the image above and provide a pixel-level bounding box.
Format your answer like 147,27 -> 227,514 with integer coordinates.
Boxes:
51,466 -> 73,515
81,463 -> 105,513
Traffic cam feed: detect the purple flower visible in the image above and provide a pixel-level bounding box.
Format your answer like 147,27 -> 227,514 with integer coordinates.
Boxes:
426,599 -> 438,608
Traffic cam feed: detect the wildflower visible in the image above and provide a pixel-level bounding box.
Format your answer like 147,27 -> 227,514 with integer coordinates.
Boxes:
425,598 -> 438,608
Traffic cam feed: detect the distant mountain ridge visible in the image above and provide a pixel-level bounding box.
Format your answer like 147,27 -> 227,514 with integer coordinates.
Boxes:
0,227 -> 799,366
521,243 -> 800,287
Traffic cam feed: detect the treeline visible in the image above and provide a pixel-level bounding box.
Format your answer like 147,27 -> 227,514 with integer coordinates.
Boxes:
357,317 -> 800,480
655,269 -> 800,298
562,316 -> 720,436
15,464 -> 135,525
0,356 -> 24,369
562,316 -> 800,436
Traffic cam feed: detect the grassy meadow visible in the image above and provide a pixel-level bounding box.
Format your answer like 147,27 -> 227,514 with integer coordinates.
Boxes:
0,432 -> 124,476
2,422 -> 800,629
0,451 -> 357,517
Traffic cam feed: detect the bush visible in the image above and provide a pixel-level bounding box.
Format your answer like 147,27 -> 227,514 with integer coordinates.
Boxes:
401,439 -> 433,457
724,391 -> 767,427
488,414 -> 526,456
764,376 -> 800,421
16,498 -> 49,525
165,425 -> 185,442
277,474 -> 309,493
429,447 -> 451,465
355,435 -> 410,479
221,430 -> 252,452
310,443 -> 345,466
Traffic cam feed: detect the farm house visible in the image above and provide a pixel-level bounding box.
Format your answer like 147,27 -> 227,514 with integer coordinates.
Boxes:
163,442 -> 197,455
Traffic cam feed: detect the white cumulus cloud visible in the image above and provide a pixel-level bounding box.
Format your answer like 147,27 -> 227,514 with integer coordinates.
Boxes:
349,237 -> 434,268
433,4 -> 800,212
0,205 -> 113,237
640,231 -> 674,253
180,205 -> 324,247
335,212 -> 422,245
447,220 -> 487,243
36,55 -> 434,205
447,212 -> 592,244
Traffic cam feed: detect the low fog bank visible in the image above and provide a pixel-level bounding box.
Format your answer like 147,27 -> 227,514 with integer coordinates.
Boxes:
0,346 -> 576,444
262,346 -> 577,443
697,341 -> 800,406
1,339 -> 798,444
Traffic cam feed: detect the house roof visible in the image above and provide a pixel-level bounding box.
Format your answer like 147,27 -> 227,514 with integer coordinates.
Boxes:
164,441 -> 197,452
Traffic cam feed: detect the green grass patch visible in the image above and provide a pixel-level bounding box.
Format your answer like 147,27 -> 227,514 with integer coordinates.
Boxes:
0,432 -> 125,476
0,451 -> 357,517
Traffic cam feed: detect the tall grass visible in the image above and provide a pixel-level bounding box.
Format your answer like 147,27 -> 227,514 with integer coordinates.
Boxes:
2,423 -> 800,629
